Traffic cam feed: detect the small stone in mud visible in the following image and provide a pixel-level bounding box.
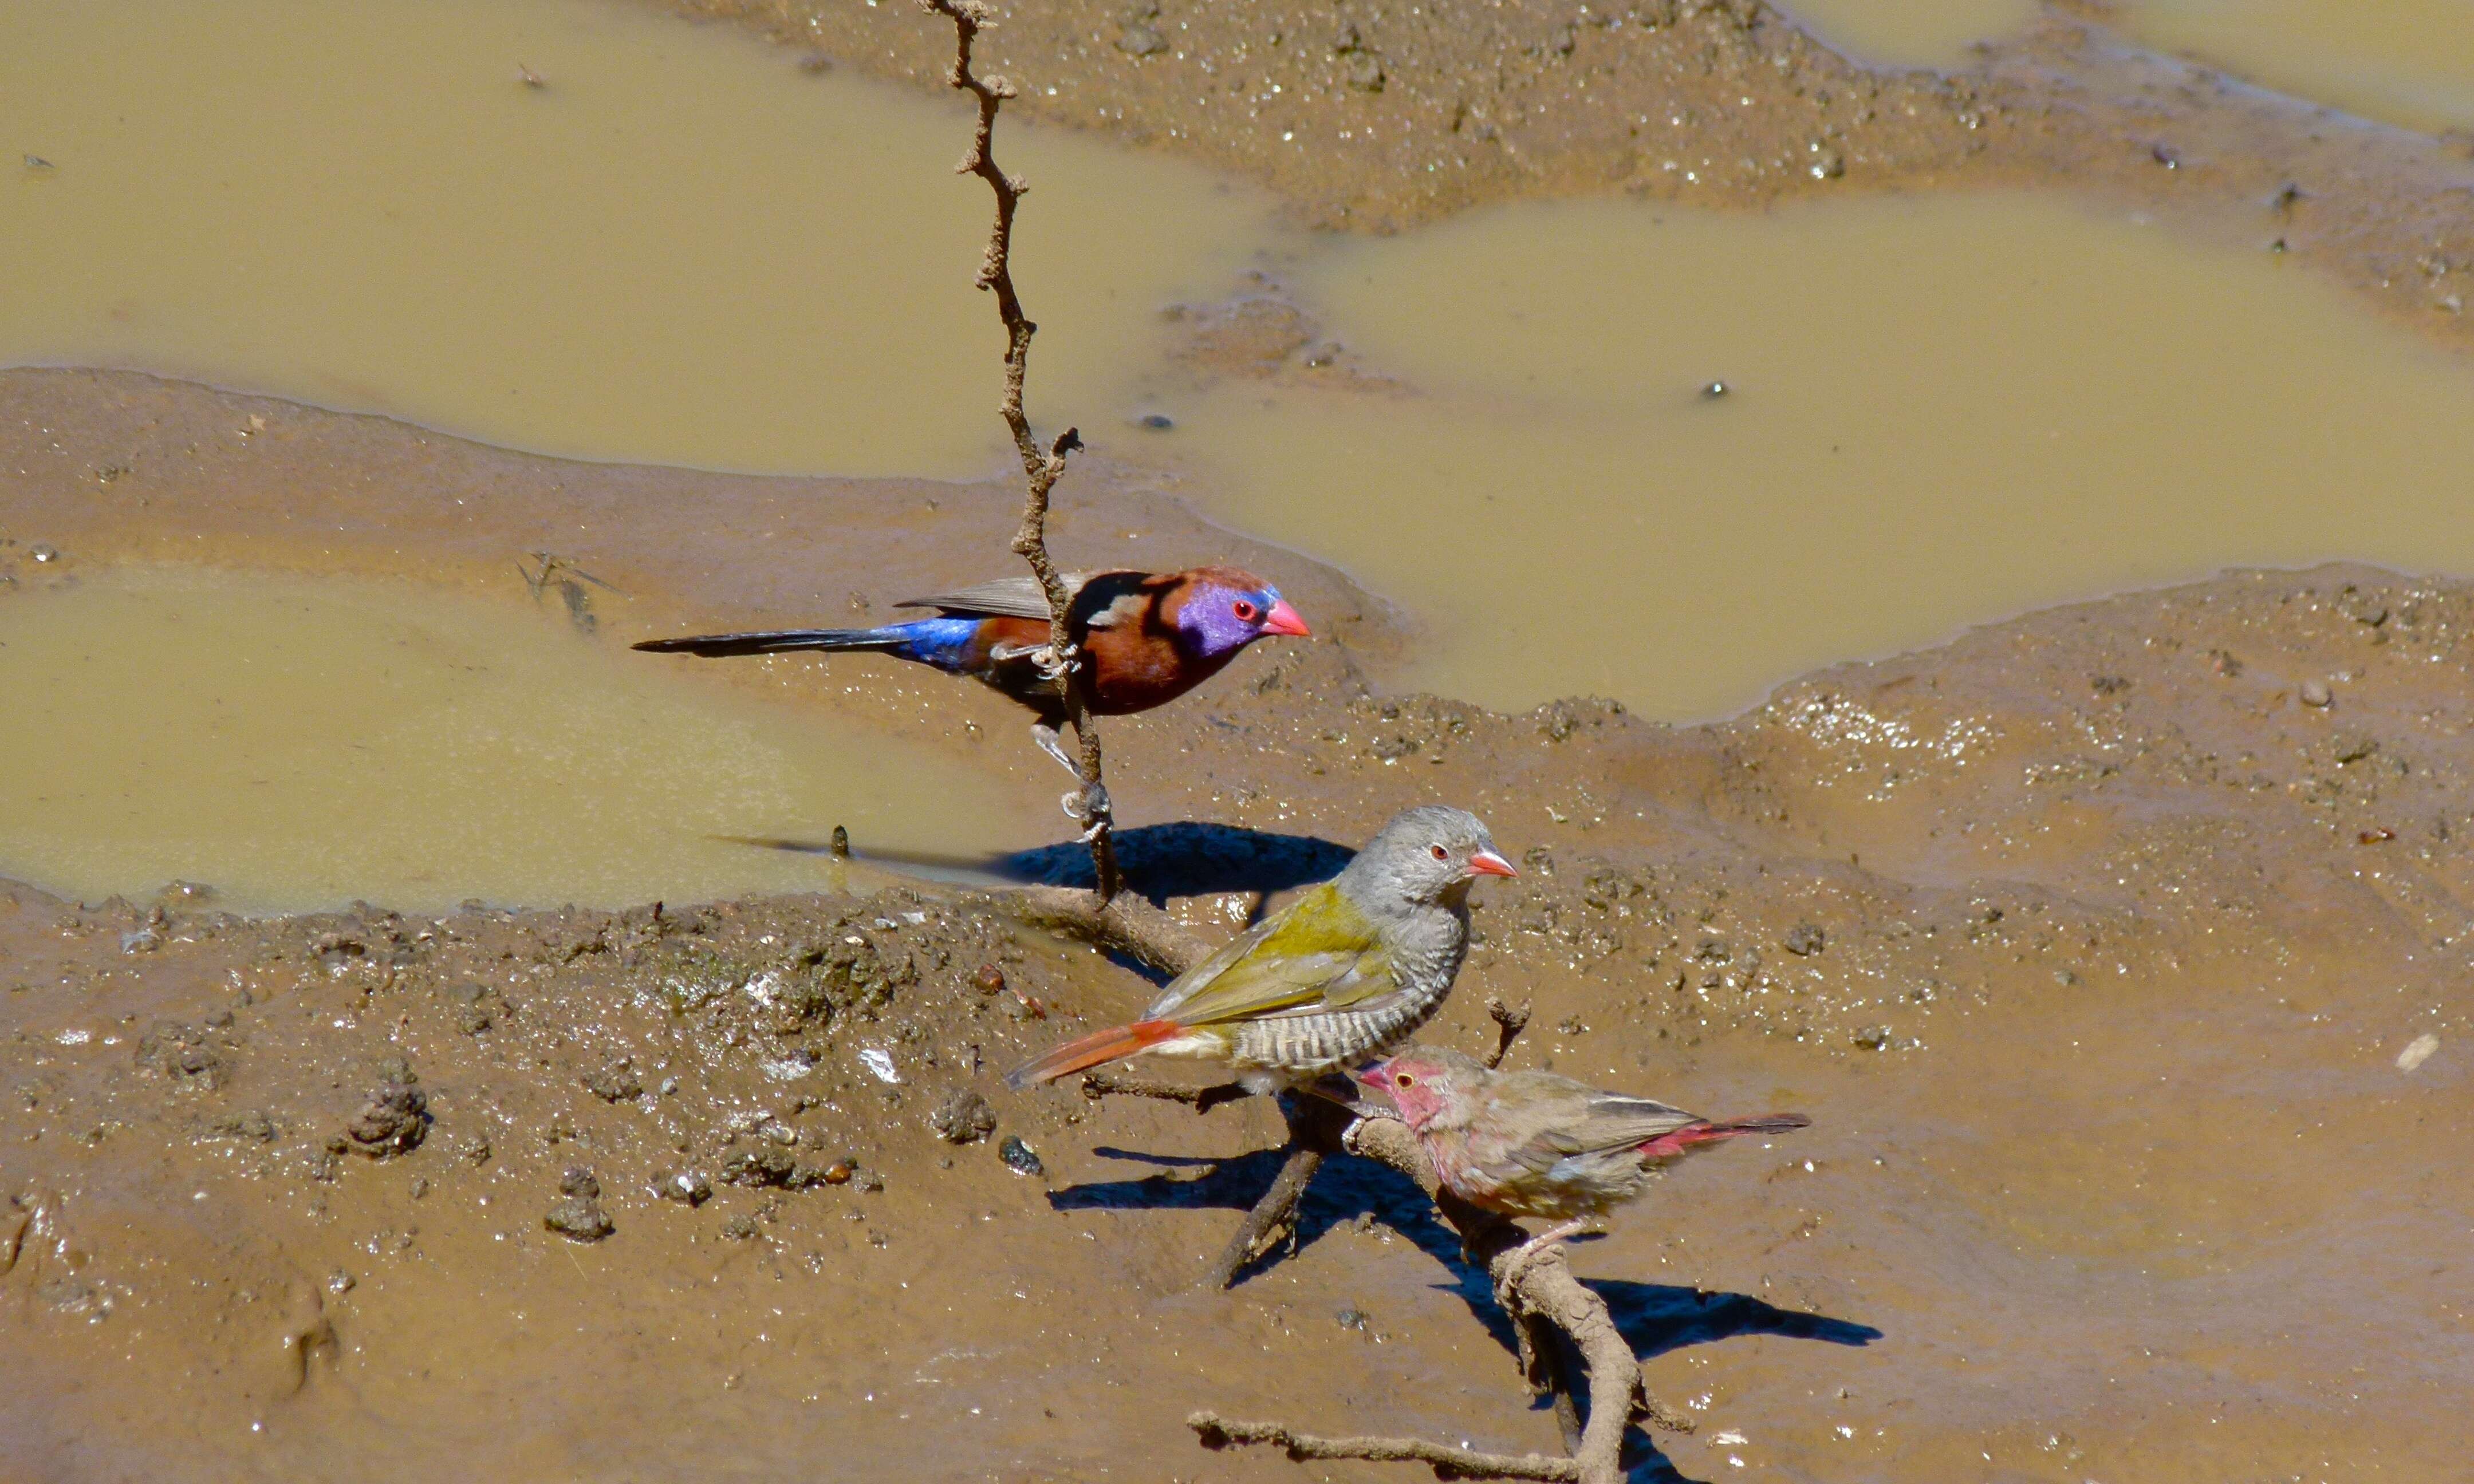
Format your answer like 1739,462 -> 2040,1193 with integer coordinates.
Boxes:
1345,52 -> 1385,91
928,1089 -> 997,1145
457,1134 -> 491,1166
2300,680 -> 2333,707
1783,923 -> 1827,957
998,1135 -> 1045,1178
1136,413 -> 1174,431
1700,380 -> 1730,399
29,542 -> 60,563
326,1269 -> 355,1294
720,1214 -> 761,1241
1853,1025 -> 1894,1051
544,1197 -> 612,1242
1336,1306 -> 1370,1331
339,1080 -> 427,1159
584,1061 -> 643,1102
854,1167 -> 887,1193
2397,1033 -> 2440,1073
972,964 -> 1006,996
1117,23 -> 1165,56
820,1161 -> 853,1186
721,1147 -> 797,1189
656,1170 -> 713,1206
559,1167 -> 600,1200
203,1111 -> 277,1143
407,1176 -> 429,1199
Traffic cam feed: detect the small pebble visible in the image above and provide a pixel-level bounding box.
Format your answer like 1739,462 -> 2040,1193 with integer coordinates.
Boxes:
326,1269 -> 356,1294
2300,680 -> 2333,707
29,543 -> 60,563
1700,381 -> 1730,400
1136,413 -> 1174,431
1336,1306 -> 1370,1331
998,1135 -> 1045,1178
2397,1033 -> 2440,1073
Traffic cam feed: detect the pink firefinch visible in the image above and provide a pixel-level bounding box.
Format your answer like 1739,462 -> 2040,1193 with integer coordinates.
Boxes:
1355,1045 -> 1809,1250
1005,806 -> 1516,1093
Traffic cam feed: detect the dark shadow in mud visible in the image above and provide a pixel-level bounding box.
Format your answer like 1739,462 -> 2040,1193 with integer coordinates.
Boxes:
735,821 -> 1354,909
1053,1145 -> 1875,1484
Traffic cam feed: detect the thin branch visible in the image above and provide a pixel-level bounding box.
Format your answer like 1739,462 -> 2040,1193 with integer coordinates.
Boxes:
1189,1412 -> 1582,1482
962,884 -> 1207,974
1208,1140 -> 1323,1286
923,0 -> 1120,900
1483,995 -> 1533,1069
1078,1071 -> 1251,1115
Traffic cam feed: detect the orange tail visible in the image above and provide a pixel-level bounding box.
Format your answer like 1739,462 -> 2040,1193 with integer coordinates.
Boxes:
1003,1018 -> 1186,1091
1638,1112 -> 1810,1161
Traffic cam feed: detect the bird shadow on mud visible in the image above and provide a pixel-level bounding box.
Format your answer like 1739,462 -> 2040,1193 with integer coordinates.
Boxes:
1053,1144 -> 1878,1482
751,821 -> 1355,909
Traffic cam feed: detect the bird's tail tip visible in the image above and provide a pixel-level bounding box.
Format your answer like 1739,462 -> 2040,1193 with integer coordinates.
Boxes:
1003,1018 -> 1184,1090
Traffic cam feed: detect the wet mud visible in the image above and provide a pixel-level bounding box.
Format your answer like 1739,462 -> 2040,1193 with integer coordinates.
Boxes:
9,0 -> 2474,1478
6,373 -> 2471,1479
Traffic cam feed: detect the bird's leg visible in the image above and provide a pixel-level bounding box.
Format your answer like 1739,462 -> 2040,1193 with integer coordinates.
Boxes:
1032,721 -> 1113,840
1030,722 -> 1081,779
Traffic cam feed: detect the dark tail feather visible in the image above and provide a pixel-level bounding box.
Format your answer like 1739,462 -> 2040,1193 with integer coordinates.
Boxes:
1638,1111 -> 1809,1161
1003,1019 -> 1185,1091
632,627 -> 907,658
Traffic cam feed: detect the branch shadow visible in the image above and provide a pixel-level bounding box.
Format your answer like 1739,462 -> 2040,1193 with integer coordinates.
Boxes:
739,820 -> 1354,903
1053,1140 -> 1878,1484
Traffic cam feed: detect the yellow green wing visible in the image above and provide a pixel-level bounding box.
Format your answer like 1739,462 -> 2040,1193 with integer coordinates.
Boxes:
1146,883 -> 1393,1027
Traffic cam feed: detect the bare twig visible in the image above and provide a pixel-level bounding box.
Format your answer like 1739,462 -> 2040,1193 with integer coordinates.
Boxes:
1483,995 -> 1533,1069
961,884 -> 1207,974
1077,1071 -> 1251,1115
922,0 -> 1119,901
1190,1412 -> 1582,1482
1208,1138 -> 1324,1286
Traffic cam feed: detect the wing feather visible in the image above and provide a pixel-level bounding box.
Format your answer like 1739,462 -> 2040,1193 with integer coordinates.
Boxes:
1145,883 -> 1390,1027
896,573 -> 1094,621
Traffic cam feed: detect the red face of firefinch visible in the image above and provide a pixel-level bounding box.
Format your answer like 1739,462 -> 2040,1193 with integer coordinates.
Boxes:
1356,1045 -> 1809,1232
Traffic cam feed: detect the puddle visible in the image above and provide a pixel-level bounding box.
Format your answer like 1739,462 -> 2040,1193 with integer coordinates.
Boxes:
1768,0 -> 2040,69
0,567 -> 1045,913
1145,192 -> 2474,716
2115,0 -> 2474,136
0,0 -> 1279,479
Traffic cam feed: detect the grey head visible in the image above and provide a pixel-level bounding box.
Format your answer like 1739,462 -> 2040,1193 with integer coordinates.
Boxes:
1336,804 -> 1516,913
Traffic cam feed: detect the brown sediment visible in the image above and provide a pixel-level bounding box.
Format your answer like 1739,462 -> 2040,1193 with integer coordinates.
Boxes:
669,0 -> 2474,351
5,362 -> 2471,1477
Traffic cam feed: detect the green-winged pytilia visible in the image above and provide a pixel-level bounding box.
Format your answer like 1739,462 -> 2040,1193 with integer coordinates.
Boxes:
1004,806 -> 1515,1092
1355,1045 -> 1810,1252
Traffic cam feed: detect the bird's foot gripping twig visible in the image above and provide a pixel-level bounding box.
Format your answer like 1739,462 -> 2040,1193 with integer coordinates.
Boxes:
1061,780 -> 1113,842
1032,641 -> 1081,684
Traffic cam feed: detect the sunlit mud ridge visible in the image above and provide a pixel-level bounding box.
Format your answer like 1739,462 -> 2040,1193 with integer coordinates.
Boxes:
6,555 -> 2468,1479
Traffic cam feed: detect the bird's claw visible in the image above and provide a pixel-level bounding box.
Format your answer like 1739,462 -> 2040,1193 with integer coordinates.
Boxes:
1061,780 -> 1114,842
1032,642 -> 1081,684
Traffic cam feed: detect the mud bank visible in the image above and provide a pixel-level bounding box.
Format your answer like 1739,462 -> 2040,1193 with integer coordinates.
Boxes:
672,0 -> 2474,355
7,538 -> 2469,1478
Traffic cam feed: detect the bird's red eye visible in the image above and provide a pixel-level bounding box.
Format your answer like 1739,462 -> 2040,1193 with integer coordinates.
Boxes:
1429,843 -> 1449,861
1232,600 -> 1258,621
1394,1072 -> 1414,1088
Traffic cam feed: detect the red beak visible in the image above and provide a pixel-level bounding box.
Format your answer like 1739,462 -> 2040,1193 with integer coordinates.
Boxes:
1351,1061 -> 1389,1089
1260,597 -> 1311,638
1468,849 -> 1518,879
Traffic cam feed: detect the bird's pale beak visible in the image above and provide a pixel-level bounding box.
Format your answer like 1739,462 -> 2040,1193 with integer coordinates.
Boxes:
1468,849 -> 1518,879
1261,597 -> 1312,638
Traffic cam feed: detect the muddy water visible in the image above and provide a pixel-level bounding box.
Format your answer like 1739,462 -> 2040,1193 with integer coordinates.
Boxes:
1149,191 -> 2474,716
1768,0 -> 2039,68
2120,0 -> 2474,136
0,566 -> 1043,913
0,0 -> 1278,479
